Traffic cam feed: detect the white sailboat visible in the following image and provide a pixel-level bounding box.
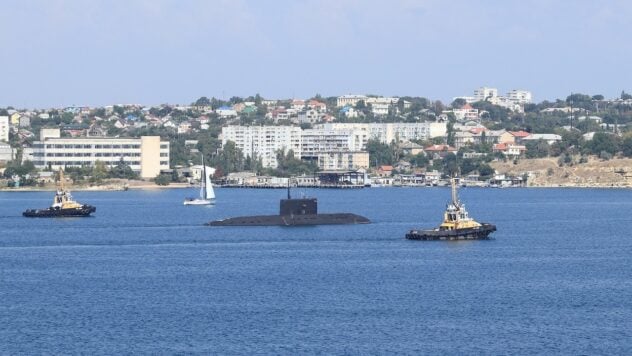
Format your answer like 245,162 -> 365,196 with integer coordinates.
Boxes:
184,157 -> 215,205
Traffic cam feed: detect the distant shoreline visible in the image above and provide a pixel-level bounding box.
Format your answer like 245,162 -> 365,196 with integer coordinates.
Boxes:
1,183 -> 630,192
0,182 -> 192,192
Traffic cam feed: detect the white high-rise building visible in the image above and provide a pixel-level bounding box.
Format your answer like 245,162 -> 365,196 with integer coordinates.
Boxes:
221,126 -> 302,168
507,89 -> 533,104
0,116 -> 9,142
473,87 -> 498,102
315,122 -> 447,145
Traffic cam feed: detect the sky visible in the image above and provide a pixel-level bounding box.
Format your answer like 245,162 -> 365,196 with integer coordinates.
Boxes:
1,0 -> 631,108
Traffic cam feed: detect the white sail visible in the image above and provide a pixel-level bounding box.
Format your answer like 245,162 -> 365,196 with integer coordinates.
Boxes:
205,166 -> 215,200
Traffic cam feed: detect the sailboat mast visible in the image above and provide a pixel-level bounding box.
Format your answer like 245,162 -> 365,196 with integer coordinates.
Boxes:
201,155 -> 207,200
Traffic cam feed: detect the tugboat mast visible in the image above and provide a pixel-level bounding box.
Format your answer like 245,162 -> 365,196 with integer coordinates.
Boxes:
451,176 -> 459,209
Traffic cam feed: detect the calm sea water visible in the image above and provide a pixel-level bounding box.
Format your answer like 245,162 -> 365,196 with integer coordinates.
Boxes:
1,186 -> 631,354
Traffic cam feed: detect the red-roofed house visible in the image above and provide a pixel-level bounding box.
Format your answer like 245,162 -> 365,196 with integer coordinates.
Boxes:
451,103 -> 479,121
424,144 -> 457,159
493,142 -> 526,157
376,165 -> 394,177
307,100 -> 327,113
509,130 -> 531,144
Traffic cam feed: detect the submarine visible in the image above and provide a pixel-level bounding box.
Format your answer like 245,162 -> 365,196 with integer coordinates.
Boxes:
207,182 -> 370,226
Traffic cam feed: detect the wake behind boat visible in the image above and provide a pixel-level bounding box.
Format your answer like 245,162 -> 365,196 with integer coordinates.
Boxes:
23,169 -> 96,218
406,176 -> 495,241
184,155 -> 215,205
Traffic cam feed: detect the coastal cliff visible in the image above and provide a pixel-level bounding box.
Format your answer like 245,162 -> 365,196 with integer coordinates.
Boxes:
491,157 -> 632,187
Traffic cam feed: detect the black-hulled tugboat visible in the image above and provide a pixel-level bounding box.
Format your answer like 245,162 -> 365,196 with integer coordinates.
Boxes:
207,180 -> 369,226
406,177 -> 495,240
23,169 -> 96,218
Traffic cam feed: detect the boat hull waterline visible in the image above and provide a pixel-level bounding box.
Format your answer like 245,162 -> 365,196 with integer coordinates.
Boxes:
207,213 -> 370,226
23,205 -> 96,218
406,223 -> 496,241
183,198 -> 215,206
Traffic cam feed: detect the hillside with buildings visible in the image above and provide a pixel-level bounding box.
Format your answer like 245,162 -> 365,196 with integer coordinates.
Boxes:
2,87 -> 632,188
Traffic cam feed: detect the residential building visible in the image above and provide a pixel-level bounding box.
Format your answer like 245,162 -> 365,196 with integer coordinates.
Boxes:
221,125 -> 302,168
376,165 -> 394,177
336,94 -> 368,107
493,143 -> 526,157
19,116 -> 31,128
301,129 -> 358,157
297,110 -> 322,125
9,113 -> 21,126
0,116 -> 9,142
399,141 -> 424,156
424,144 -> 457,159
485,129 -> 515,144
0,142 -> 13,162
450,103 -> 479,121
522,133 -> 562,145
507,89 -> 533,104
216,106 -> 237,118
339,106 -> 359,118
31,129 -> 169,178
474,87 -> 498,102
315,122 -> 447,146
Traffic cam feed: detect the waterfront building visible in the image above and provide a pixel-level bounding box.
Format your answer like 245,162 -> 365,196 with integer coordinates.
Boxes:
31,129 -> 169,178
316,151 -> 369,170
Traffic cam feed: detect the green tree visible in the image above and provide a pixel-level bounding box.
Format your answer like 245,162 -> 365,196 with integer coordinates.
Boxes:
621,137 -> 632,157
366,139 -> 394,167
154,174 -> 171,185
109,158 -> 138,179
451,98 -> 466,108
586,132 -> 619,155
194,96 -> 211,106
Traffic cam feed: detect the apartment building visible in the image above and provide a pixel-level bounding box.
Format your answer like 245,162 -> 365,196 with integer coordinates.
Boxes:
0,116 -> 9,142
316,151 -> 369,170
507,89 -> 533,104
31,129 -> 169,178
315,122 -> 447,145
336,94 -> 369,107
221,125 -> 302,168
474,87 -> 498,102
300,129 -> 360,158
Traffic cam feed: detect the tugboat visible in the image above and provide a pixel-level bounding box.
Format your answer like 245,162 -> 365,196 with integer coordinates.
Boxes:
23,169 -> 96,218
207,180 -> 370,226
406,176 -> 495,240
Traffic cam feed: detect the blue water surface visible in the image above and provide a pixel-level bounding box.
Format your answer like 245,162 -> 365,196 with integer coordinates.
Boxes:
1,187 -> 631,354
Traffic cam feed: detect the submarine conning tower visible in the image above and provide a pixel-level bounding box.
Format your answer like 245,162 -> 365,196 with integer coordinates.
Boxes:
280,198 -> 317,216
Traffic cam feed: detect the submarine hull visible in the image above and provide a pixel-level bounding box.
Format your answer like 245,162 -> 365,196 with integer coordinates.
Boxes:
406,223 -> 496,241
23,205 -> 96,218
208,213 -> 370,226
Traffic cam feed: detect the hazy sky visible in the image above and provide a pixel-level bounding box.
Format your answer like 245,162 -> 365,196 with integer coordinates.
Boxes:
1,0 -> 631,108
